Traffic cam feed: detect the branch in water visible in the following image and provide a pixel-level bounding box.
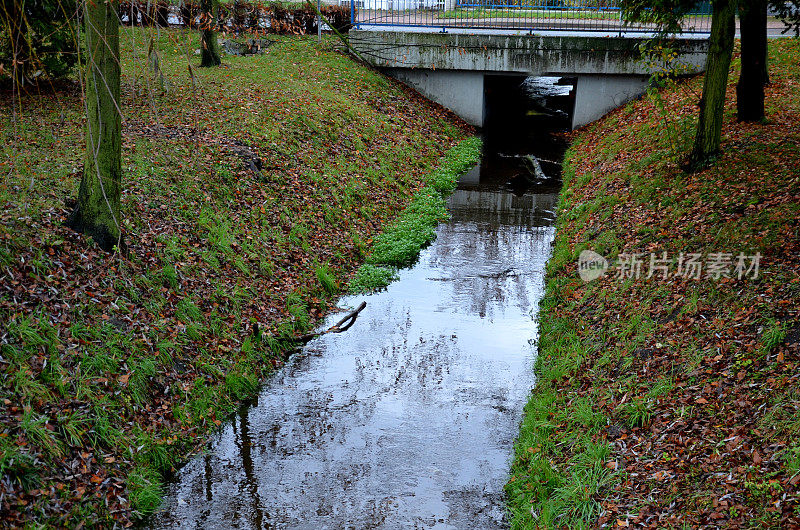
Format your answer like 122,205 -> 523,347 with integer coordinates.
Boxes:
296,301 -> 367,344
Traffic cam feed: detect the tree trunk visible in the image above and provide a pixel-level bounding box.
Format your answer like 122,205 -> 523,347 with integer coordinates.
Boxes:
200,0 -> 221,67
687,0 -> 737,170
737,0 -> 769,121
67,0 -> 123,252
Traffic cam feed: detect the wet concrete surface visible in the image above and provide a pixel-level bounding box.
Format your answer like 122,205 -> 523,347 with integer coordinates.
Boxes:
149,80 -> 567,530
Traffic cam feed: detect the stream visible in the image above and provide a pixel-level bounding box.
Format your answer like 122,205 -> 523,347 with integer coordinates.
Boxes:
149,77 -> 570,529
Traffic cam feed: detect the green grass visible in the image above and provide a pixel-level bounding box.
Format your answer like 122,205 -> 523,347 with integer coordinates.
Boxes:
128,465 -> 163,516
347,264 -> 399,294
367,188 -> 448,267
0,435 -> 40,493
761,319 -> 789,354
315,263 -> 338,295
347,136 -> 482,293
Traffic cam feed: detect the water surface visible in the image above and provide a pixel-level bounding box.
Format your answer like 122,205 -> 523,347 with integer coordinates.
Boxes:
150,79 -> 567,529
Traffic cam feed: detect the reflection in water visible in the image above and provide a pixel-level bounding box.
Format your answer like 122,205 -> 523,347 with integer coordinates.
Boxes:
150,79 -> 568,530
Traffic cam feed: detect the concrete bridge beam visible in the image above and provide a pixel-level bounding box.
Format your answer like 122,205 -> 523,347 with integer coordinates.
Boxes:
352,30 -> 709,77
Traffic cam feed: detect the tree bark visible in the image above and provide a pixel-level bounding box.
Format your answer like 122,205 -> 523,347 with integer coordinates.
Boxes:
737,0 -> 769,121
200,0 -> 221,67
67,0 -> 123,251
687,0 -> 737,171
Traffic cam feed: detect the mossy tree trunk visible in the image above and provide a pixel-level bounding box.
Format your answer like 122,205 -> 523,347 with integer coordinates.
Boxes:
67,0 -> 123,251
200,0 -> 221,67
687,0 -> 736,170
737,0 -> 769,121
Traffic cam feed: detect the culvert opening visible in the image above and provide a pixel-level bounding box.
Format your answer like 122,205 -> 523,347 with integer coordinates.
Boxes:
481,74 -> 575,196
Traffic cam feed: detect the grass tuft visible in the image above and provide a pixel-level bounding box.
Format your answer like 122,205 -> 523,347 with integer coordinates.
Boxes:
315,264 -> 338,294
347,264 -> 399,294
128,465 -> 163,515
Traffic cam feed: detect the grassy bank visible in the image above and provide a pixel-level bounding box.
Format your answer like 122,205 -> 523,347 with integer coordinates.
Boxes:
506,39 -> 800,527
0,30 -> 471,526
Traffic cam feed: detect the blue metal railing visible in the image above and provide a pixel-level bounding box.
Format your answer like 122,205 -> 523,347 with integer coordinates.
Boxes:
348,0 -> 712,34
455,0 -> 621,10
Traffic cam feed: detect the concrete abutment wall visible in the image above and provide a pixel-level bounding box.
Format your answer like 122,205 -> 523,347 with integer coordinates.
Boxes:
571,74 -> 651,129
387,69 -> 487,127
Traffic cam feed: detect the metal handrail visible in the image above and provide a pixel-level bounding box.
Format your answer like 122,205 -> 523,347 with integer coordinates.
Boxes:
349,0 -> 712,34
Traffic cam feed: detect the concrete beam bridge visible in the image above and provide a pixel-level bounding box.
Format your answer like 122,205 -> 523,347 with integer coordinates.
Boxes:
349,20 -> 710,128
